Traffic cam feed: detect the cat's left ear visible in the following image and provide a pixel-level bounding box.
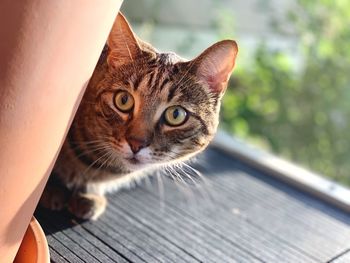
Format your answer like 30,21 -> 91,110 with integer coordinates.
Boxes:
192,40 -> 238,95
107,12 -> 142,67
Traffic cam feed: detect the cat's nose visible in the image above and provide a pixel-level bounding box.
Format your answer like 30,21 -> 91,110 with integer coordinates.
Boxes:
127,137 -> 150,154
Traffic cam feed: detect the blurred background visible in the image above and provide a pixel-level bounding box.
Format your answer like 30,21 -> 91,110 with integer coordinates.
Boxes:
121,0 -> 350,186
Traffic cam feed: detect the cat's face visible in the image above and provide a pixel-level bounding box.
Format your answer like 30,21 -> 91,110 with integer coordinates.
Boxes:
74,13 -> 237,173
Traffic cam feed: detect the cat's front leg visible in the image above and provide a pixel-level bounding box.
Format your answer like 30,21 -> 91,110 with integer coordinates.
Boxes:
68,191 -> 107,220
40,178 -> 71,211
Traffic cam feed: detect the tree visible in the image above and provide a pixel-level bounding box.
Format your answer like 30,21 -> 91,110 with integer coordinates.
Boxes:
221,0 -> 350,185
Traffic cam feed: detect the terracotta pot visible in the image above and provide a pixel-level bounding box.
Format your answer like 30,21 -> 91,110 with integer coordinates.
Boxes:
0,1 -> 123,262
13,217 -> 50,263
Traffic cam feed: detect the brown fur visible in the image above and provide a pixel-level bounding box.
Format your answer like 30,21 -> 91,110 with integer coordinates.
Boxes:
40,13 -> 238,220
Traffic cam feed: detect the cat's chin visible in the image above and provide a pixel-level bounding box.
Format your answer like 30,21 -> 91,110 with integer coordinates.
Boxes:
123,157 -> 149,172
127,157 -> 140,165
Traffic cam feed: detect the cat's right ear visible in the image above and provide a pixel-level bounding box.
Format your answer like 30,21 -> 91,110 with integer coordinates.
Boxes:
191,40 -> 238,95
107,12 -> 141,67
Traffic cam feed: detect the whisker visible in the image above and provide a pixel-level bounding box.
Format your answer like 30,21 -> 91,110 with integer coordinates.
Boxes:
97,148 -> 114,169
165,166 -> 195,200
68,139 -> 113,151
165,161 -> 216,208
181,162 -> 207,183
174,163 -> 198,186
181,163 -> 216,205
69,139 -> 108,145
82,149 -> 112,175
91,149 -> 115,177
74,144 -> 112,159
156,172 -> 165,211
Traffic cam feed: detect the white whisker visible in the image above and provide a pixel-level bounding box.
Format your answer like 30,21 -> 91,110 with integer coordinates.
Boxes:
82,149 -> 112,175
156,172 -> 165,211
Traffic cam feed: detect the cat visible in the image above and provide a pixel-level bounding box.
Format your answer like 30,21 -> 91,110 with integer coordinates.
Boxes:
39,12 -> 238,220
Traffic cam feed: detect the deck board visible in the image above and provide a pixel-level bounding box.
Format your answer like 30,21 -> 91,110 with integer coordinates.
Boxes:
331,250 -> 350,263
35,147 -> 350,262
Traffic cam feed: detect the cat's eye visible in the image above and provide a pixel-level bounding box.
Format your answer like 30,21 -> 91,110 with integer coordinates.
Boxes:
114,91 -> 134,112
164,106 -> 188,126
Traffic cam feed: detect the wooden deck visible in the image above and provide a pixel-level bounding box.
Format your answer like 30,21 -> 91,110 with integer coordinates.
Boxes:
35,146 -> 350,262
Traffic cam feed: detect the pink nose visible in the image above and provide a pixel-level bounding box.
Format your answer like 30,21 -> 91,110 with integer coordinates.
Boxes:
127,137 -> 150,154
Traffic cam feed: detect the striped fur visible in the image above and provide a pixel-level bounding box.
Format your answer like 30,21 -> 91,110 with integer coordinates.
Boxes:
40,13 -> 238,220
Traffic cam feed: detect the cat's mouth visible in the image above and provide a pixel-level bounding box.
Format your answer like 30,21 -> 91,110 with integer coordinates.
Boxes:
126,157 -> 141,165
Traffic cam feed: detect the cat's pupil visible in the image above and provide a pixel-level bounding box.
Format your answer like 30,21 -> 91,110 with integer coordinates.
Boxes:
173,109 -> 179,119
121,95 -> 128,104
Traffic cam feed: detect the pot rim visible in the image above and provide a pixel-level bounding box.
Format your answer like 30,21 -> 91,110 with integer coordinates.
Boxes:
15,216 -> 50,263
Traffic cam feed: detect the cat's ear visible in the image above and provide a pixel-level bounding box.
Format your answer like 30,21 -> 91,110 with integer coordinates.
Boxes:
107,12 -> 141,66
192,40 -> 238,95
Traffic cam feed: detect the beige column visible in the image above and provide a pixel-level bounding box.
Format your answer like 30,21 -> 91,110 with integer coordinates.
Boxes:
0,1 -> 123,261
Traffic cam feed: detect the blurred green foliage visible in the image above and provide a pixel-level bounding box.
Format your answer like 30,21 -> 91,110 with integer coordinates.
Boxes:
221,0 -> 350,185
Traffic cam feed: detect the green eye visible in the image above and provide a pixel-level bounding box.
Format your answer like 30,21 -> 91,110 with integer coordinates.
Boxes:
114,91 -> 134,112
164,106 -> 188,126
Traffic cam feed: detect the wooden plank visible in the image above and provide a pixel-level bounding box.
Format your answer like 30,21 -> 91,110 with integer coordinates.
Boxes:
38,210 -> 119,263
68,225 -> 130,263
36,209 -> 133,263
48,248 -> 68,263
81,221 -> 149,263
109,193 -> 259,263
130,184 -> 316,263
35,209 -> 139,262
44,233 -> 84,262
101,205 -> 200,263
93,220 -> 162,262
194,148 -> 350,260
212,131 -> 350,213
331,250 -> 350,263
43,222 -> 100,262
35,146 -> 350,262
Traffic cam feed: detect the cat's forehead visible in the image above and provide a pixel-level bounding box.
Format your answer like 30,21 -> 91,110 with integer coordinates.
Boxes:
108,51 -> 206,107
156,52 -> 186,65
126,52 -> 206,105
126,52 -> 185,95
114,52 -> 184,83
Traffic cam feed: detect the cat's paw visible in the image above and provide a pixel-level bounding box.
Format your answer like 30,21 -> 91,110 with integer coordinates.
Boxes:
68,193 -> 107,220
39,185 -> 70,211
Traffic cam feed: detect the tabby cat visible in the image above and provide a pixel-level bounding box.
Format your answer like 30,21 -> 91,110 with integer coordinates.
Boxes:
40,13 -> 238,220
